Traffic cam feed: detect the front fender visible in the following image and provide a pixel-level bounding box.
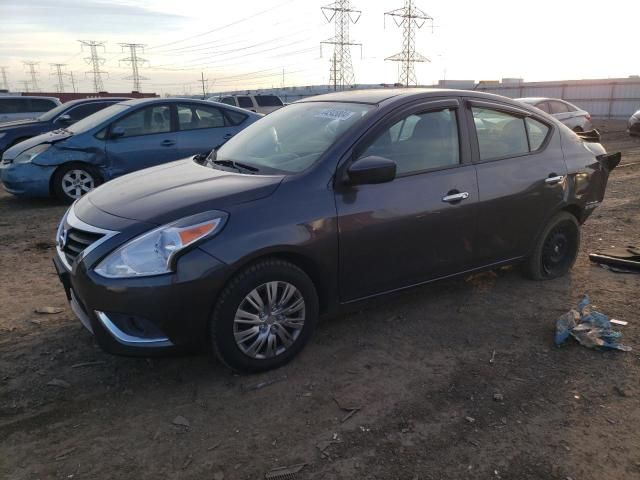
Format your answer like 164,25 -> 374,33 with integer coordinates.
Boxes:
32,145 -> 105,168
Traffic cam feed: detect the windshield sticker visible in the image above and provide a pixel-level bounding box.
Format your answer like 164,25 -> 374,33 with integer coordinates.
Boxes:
314,109 -> 355,121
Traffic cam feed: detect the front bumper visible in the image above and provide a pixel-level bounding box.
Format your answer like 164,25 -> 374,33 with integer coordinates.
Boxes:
0,161 -> 53,197
53,223 -> 229,356
628,119 -> 640,136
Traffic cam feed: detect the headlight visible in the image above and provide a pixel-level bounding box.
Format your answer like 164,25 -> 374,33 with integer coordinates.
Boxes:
14,144 -> 51,164
94,210 -> 228,278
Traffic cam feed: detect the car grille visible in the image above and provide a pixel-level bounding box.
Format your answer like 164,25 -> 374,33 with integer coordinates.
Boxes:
63,228 -> 105,265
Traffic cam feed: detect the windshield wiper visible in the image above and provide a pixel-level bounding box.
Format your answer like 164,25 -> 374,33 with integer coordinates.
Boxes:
211,159 -> 259,174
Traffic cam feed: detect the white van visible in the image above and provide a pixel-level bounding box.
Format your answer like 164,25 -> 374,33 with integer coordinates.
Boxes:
0,96 -> 61,123
214,94 -> 284,115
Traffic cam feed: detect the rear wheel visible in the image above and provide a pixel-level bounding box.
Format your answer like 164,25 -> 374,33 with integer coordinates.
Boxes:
210,259 -> 319,373
52,163 -> 101,203
523,212 -> 580,280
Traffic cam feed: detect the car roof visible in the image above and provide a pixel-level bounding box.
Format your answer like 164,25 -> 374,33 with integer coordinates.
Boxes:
298,88 -> 536,107
517,97 -> 568,104
116,97 -> 261,117
62,97 -> 131,106
0,95 -> 60,101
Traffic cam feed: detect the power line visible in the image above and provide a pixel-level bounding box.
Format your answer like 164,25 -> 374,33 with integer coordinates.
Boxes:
79,40 -> 108,92
0,67 -> 9,90
147,0 -> 295,51
320,0 -> 362,90
23,62 -> 40,92
384,0 -> 434,87
50,63 -> 67,93
120,43 -> 148,91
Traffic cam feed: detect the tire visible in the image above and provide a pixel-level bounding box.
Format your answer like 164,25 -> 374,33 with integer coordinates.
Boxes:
573,126 -> 583,133
522,212 -> 580,280
210,259 -> 319,373
52,163 -> 102,203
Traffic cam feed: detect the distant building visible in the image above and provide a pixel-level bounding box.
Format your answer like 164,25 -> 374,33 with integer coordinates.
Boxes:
1,91 -> 158,102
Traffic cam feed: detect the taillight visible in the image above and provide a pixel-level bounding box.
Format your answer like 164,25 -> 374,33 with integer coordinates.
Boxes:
586,113 -> 592,121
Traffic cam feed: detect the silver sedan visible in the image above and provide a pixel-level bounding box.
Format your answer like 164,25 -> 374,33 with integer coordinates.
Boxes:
517,97 -> 593,132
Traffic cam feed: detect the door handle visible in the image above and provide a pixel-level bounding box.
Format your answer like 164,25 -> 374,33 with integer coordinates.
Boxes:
161,139 -> 176,147
545,175 -> 564,185
442,191 -> 469,203
223,133 -> 234,140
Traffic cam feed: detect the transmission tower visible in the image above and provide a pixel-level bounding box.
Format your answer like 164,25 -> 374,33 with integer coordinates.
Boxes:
320,0 -> 362,90
50,63 -> 67,93
119,43 -> 148,91
79,40 -> 108,93
23,62 -> 40,92
68,71 -> 78,93
19,80 -> 30,93
385,0 -> 434,87
0,67 -> 9,90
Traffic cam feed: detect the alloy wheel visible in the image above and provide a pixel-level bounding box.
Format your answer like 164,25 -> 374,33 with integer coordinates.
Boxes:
233,281 -> 305,359
61,169 -> 95,199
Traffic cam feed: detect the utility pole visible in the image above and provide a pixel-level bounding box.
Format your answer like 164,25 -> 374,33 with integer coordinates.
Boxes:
320,0 -> 362,90
50,63 -> 67,93
23,62 -> 40,92
0,67 -> 9,90
119,43 -> 148,92
199,72 -> 208,99
385,0 -> 434,87
79,40 -> 108,93
68,71 -> 78,93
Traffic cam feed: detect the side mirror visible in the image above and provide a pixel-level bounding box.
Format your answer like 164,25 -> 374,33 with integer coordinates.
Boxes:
347,155 -> 396,185
57,114 -> 72,125
110,126 -> 125,139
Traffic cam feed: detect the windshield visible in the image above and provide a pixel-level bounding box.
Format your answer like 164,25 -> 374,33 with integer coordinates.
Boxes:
37,102 -> 72,121
215,102 -> 373,173
67,104 -> 129,134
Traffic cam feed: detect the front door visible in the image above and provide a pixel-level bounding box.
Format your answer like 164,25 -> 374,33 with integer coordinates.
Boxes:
468,100 -> 568,265
105,103 -> 180,177
335,100 -> 479,302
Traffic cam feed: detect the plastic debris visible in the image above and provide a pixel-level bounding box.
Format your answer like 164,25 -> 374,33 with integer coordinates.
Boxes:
35,306 -> 64,314
554,295 -> 632,351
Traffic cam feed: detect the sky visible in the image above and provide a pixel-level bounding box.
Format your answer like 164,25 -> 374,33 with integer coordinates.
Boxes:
0,0 -> 637,95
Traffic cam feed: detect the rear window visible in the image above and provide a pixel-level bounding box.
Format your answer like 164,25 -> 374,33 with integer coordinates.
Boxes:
255,95 -> 283,107
28,98 -> 57,112
237,96 -> 253,109
224,109 -> 248,126
549,101 -> 569,114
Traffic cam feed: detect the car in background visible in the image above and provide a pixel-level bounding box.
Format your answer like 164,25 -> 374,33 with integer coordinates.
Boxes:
0,97 -> 130,157
52,89 -> 620,372
0,96 -> 61,123
628,109 -> 640,136
516,97 -> 593,132
214,94 -> 284,115
0,98 -> 261,202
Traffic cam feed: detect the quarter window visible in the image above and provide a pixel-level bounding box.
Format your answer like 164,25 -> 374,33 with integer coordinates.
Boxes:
111,105 -> 171,138
177,104 -> 226,130
361,108 -> 460,175
525,117 -> 550,151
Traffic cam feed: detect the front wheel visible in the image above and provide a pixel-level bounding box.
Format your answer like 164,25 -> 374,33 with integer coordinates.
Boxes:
210,259 -> 319,373
52,163 -> 101,203
522,212 -> 580,280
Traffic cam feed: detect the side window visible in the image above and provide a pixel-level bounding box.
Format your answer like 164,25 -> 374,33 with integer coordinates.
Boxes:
0,98 -> 28,113
111,104 -> 171,138
549,101 -> 569,114
360,108 -> 460,175
64,102 -> 112,122
177,104 -> 226,130
525,117 -> 550,151
255,95 -> 283,107
224,109 -> 248,126
472,108 -> 529,160
220,97 -> 236,106
28,98 -> 57,112
535,102 -> 550,114
237,96 -> 253,109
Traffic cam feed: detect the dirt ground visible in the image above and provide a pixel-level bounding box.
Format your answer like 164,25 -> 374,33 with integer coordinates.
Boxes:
1,121 -> 639,480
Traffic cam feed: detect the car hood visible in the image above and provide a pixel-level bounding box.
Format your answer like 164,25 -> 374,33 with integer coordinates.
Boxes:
82,158 -> 285,225
2,129 -> 72,159
0,118 -> 45,130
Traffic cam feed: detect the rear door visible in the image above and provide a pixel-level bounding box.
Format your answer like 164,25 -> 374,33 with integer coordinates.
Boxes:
175,102 -> 239,156
467,100 -> 567,265
335,98 -> 479,301
104,103 -> 180,176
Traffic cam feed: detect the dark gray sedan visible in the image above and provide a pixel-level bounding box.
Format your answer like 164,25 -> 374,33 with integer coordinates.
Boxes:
54,89 -> 620,372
